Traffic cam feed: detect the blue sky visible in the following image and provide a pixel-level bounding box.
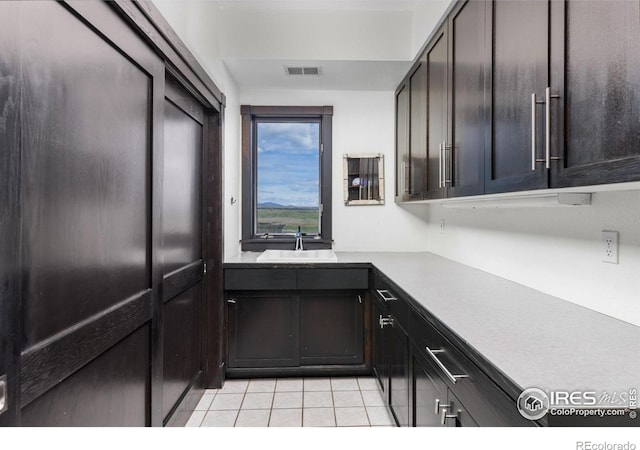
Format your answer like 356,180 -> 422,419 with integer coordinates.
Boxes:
257,122 -> 320,207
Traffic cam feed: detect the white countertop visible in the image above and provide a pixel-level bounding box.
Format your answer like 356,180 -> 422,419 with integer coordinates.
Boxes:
226,251 -> 640,397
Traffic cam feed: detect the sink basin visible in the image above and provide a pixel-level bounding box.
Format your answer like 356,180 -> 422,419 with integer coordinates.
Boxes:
256,249 -> 338,263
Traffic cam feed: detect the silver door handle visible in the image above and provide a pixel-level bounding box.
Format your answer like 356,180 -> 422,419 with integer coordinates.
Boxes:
426,347 -> 468,384
545,87 -> 561,169
441,408 -> 459,425
379,315 -> 394,328
438,142 -> 443,188
434,398 -> 451,415
227,298 -> 237,304
403,162 -> 409,194
531,93 -> 537,171
442,141 -> 452,186
0,374 -> 7,415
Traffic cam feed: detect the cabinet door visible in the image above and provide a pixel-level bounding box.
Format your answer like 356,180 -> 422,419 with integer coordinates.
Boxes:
299,292 -> 364,366
389,320 -> 410,427
424,25 -> 449,200
227,293 -> 299,368
550,0 -> 640,187
408,56 -> 427,199
413,351 -> 447,427
447,0 -> 488,197
486,0 -> 550,193
372,300 -> 389,397
395,82 -> 410,201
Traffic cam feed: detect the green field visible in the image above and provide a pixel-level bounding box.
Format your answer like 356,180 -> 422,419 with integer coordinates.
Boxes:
257,207 -> 319,234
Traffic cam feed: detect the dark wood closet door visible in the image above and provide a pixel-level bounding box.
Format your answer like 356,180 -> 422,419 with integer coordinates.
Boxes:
161,76 -> 205,423
16,1 -> 163,426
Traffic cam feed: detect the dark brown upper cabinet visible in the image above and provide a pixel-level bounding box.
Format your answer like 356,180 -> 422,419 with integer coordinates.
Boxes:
396,0 -> 640,202
395,82 -> 411,201
446,0 -> 489,198
549,0 -> 640,188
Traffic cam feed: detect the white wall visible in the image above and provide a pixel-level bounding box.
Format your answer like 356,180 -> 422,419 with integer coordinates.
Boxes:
426,190 -> 640,326
239,89 -> 431,252
153,0 -> 243,261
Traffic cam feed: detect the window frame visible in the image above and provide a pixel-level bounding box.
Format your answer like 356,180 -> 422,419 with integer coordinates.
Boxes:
240,105 -> 333,251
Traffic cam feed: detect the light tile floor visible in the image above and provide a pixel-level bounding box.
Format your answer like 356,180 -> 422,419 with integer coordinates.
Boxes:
185,376 -> 396,427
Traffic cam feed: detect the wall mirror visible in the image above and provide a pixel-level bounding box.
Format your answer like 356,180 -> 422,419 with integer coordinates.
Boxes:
343,154 -> 384,205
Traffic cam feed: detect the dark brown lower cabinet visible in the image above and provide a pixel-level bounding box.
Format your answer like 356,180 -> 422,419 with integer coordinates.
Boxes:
226,290 -> 365,372
227,293 -> 299,368
413,347 -> 446,427
372,293 -> 410,427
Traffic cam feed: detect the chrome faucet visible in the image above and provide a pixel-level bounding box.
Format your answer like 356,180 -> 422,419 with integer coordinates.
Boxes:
295,226 -> 304,251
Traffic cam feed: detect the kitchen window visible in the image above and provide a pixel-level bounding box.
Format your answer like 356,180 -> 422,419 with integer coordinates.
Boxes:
240,105 -> 333,251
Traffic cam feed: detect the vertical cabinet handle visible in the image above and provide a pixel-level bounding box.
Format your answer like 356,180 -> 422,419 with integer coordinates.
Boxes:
531,93 -> 537,171
438,142 -> 443,188
545,87 -> 561,169
0,374 -> 7,415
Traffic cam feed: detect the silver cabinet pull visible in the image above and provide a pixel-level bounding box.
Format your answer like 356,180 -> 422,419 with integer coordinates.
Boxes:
440,408 -> 459,425
227,298 -> 237,304
434,398 -> 451,416
545,87 -> 561,169
442,141 -> 452,186
402,162 -> 409,194
531,93 -> 537,171
438,142 -> 443,188
357,294 -> 362,304
379,314 -> 394,329
0,374 -> 7,415
426,347 -> 468,384
376,289 -> 397,302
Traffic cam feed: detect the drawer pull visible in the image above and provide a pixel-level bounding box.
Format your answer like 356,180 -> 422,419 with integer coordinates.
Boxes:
227,298 -> 237,304
426,347 -> 468,384
379,315 -> 394,329
376,289 -> 397,302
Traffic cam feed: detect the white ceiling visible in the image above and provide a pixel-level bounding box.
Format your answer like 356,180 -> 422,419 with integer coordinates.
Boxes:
211,0 -> 447,91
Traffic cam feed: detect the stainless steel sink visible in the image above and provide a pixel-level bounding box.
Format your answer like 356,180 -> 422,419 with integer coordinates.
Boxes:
256,249 -> 338,263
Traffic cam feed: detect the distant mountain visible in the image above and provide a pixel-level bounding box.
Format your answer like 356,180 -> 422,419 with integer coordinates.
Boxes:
258,202 -> 317,210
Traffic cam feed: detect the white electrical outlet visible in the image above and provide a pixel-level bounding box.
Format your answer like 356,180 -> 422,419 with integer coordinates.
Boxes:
602,231 -> 619,264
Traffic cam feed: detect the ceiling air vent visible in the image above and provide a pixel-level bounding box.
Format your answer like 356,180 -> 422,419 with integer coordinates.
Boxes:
285,66 -> 321,76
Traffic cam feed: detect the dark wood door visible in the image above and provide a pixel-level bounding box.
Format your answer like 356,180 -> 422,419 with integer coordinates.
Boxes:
424,25 -> 449,200
227,293 -> 299,368
413,351 -> 447,427
299,292 -> 364,366
408,57 -> 427,200
486,0 -> 550,193
15,1 -> 163,426
550,0 -> 640,187
447,0 -> 488,198
389,319 -> 410,427
161,76 -> 205,423
0,1 -> 20,426
395,82 -> 410,201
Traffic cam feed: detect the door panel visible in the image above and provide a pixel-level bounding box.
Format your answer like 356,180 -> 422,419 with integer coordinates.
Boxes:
163,91 -> 203,274
21,2 -> 150,347
21,325 -> 150,427
551,0 -> 640,187
162,286 -> 201,420
300,292 -> 364,365
0,1 -> 20,426
395,84 -> 410,201
161,76 -> 205,421
14,1 -> 162,426
425,29 -> 448,200
414,352 -> 447,427
448,0 -> 487,197
228,294 -> 299,368
487,0 -> 549,193
409,59 -> 427,199
389,322 -> 410,427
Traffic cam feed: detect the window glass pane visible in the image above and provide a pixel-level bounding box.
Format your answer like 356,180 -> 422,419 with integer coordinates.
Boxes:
256,121 -> 320,235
